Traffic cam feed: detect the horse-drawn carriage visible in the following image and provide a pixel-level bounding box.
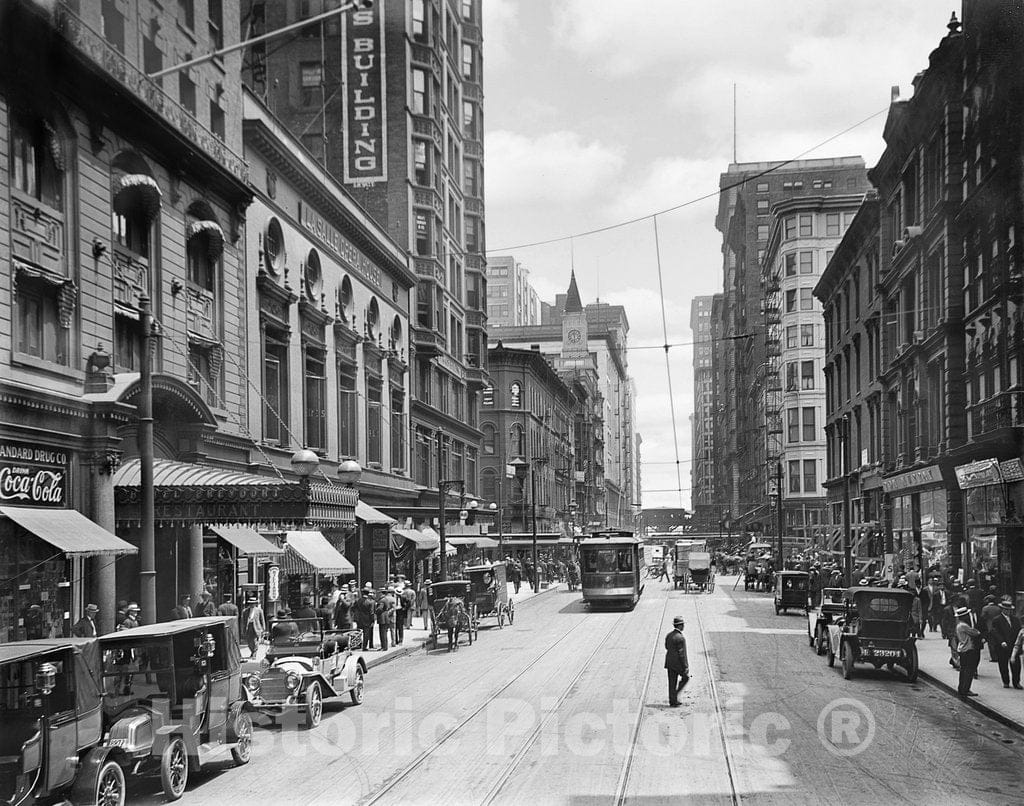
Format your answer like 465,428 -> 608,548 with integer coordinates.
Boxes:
466,563 -> 514,628
428,581 -> 478,651
684,552 -> 714,593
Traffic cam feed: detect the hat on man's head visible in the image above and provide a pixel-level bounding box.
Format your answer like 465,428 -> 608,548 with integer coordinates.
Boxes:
126,603 -> 140,612
363,582 -> 374,591
954,605 -> 970,617
673,616 -> 685,627
984,595 -> 996,603
85,603 -> 99,613
999,600 -> 1015,611
245,596 -> 258,604
424,579 -> 432,585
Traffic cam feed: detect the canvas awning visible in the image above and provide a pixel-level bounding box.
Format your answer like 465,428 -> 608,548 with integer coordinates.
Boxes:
208,525 -> 283,556
394,528 -> 439,550
281,530 -> 354,575
1,506 -> 137,557
445,536 -> 500,549
356,501 -> 396,525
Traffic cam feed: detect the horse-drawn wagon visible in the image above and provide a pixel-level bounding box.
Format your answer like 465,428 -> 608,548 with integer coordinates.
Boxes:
428,581 -> 477,651
465,562 -> 514,628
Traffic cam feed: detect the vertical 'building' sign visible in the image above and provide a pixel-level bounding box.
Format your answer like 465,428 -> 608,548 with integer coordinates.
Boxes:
342,5 -> 388,184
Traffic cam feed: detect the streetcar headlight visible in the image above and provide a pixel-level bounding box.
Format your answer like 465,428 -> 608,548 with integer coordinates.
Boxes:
286,672 -> 300,690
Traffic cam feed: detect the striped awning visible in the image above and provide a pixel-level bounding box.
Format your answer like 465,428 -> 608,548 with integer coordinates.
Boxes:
281,530 -> 354,575
209,525 -> 283,556
1,506 -> 137,557
395,529 -> 438,550
356,501 -> 396,525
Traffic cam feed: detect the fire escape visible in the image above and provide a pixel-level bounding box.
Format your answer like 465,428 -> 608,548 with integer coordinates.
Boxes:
763,261 -> 784,533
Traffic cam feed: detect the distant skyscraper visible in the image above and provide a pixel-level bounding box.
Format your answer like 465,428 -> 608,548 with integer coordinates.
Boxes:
488,255 -> 539,327
691,295 -> 720,517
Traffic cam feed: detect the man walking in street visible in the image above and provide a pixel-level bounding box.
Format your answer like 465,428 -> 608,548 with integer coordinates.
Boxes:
417,579 -> 432,630
955,605 -> 983,697
990,597 -> 1022,689
376,587 -> 395,652
72,603 -> 100,637
981,594 -> 1002,662
508,558 -> 522,594
927,578 -> 945,633
664,616 -> 689,707
353,583 -> 377,650
241,596 -> 265,658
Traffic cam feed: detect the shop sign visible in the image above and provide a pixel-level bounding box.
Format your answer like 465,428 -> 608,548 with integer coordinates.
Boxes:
0,440 -> 69,507
999,459 -> 1024,483
955,458 -> 1002,490
881,465 -> 943,494
342,5 -> 387,184
266,564 -> 280,602
298,202 -> 383,290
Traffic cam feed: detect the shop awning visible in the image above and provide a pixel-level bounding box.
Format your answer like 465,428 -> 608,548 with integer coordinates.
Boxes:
394,528 -> 439,551
1,506 -> 137,557
209,525 -> 283,556
356,501 -> 396,525
445,536 -> 501,549
281,530 -> 354,575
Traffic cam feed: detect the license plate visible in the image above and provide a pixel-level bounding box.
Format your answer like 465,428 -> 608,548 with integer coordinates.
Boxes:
106,738 -> 129,747
871,649 -> 900,658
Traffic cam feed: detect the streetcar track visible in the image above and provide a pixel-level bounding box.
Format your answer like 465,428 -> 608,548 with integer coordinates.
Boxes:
358,610 -> 605,806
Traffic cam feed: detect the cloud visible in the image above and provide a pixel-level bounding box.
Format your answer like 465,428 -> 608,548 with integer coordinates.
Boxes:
484,130 -> 626,207
481,0 -> 518,68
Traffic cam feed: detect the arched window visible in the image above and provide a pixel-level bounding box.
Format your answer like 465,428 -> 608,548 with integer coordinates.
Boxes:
10,114 -> 63,210
509,424 -> 524,457
263,217 -> 285,275
338,275 -> 354,325
509,381 -> 522,408
185,201 -> 223,294
366,297 -> 380,338
390,315 -> 403,352
482,423 -> 496,455
304,249 -> 323,302
111,151 -> 159,261
482,383 -> 494,406
481,468 -> 497,501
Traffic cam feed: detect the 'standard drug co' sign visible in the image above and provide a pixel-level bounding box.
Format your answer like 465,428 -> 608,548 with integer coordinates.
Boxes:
0,440 -> 69,507
342,5 -> 388,184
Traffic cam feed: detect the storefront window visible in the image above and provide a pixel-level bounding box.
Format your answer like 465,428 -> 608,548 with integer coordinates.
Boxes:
0,529 -> 71,642
919,489 -> 948,569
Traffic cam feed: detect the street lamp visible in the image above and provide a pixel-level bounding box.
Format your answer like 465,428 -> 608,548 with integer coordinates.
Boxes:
489,501 -> 504,556
337,458 -> 362,485
290,447 -> 320,481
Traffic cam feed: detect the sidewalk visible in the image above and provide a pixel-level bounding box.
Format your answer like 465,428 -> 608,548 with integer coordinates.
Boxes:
915,630 -> 1024,735
241,581 -> 562,673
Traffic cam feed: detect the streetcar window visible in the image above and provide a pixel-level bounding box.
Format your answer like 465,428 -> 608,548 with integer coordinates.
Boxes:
583,548 -> 634,573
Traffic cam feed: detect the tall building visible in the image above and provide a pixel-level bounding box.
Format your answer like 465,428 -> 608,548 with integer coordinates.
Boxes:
761,191 -> 866,545
690,295 -> 720,520
715,157 -> 868,537
488,255 -> 539,327
243,0 -> 488,507
494,273 -> 639,530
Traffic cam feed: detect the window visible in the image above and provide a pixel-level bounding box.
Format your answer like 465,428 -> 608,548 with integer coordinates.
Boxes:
466,217 -> 480,252
391,387 -> 405,471
756,199 -> 769,213
178,0 -> 195,30
510,424 -> 524,456
786,289 -> 797,313
305,348 -> 327,452
799,251 -> 814,274
800,287 -> 814,310
15,276 -> 68,365
300,62 -> 322,107
482,423 -> 496,454
789,460 -> 801,493
414,140 -> 430,185
826,213 -> 840,237
263,327 -> 289,444
785,253 -> 797,277
786,325 -> 797,348
802,407 -> 816,441
464,159 -> 480,196
482,384 -> 494,406
412,68 -> 428,114
209,101 -> 225,141
208,0 -> 223,49
367,378 -> 382,465
179,72 -> 196,116
798,214 -> 813,237
463,101 -> 476,139
757,225 -> 769,241
338,360 -> 357,457
114,315 -> 140,371
801,360 -> 815,390
510,382 -> 522,408
462,43 -> 475,79
756,182 -> 769,193
787,408 -> 800,443
784,217 -> 796,240
801,324 -> 814,346
187,344 -> 219,407
415,212 -> 430,256
143,20 -> 163,80
803,460 -> 817,492
101,0 -> 125,52
786,362 -> 798,391
412,0 -> 428,41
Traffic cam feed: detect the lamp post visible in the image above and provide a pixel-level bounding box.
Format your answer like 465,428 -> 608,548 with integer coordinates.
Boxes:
490,500 -> 503,557
138,293 -> 156,622
841,414 -> 852,587
289,448 -> 320,602
337,459 -> 362,584
435,428 -> 465,581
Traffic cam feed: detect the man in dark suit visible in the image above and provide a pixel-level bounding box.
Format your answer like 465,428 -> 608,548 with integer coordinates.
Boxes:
72,603 -> 100,637
664,616 -> 689,707
171,594 -> 193,620
990,598 -> 1023,689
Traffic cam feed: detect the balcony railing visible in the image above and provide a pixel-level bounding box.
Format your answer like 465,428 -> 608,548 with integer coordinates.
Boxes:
968,392 -> 1024,440
112,248 -> 149,308
11,190 -> 64,274
186,284 -> 217,340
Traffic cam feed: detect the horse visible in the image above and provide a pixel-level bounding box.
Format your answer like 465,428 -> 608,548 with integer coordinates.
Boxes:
435,596 -> 470,652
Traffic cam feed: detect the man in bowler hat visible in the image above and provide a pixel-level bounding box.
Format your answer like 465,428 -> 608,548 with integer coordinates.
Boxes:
665,616 -> 690,706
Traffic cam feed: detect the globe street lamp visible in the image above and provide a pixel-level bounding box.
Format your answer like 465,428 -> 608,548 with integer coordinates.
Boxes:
290,447 -> 320,482
337,458 -> 362,486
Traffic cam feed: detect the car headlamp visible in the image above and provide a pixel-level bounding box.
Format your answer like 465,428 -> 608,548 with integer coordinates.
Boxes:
286,672 -> 300,690
246,675 -> 261,693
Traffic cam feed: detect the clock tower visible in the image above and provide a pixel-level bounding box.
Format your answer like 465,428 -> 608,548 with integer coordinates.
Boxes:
561,271 -> 588,359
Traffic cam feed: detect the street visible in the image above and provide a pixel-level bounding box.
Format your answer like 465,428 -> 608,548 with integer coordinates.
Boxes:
130,577 -> 1024,806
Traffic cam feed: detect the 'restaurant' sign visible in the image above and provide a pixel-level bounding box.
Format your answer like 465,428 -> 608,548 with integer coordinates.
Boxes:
342,5 -> 388,184
955,458 -> 1004,489
0,440 -> 69,507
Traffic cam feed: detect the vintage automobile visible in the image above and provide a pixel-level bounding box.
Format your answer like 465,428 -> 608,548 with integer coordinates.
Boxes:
774,570 -> 810,615
98,616 -> 253,801
241,618 -> 366,729
806,587 -> 847,655
824,587 -> 919,682
0,638 -> 126,806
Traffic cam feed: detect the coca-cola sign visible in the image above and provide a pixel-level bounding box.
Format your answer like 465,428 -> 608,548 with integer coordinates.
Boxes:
0,440 -> 69,508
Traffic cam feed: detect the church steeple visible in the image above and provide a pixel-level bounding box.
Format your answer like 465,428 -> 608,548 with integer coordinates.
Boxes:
565,271 -> 583,313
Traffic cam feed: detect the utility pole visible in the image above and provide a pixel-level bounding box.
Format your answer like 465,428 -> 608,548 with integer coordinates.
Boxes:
776,462 -> 784,568
842,415 -> 852,587
138,293 -> 156,621
436,430 -> 446,582
530,463 -> 538,591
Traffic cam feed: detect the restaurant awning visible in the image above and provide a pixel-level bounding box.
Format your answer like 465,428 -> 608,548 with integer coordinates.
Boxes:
394,528 -> 439,551
356,501 -> 396,525
1,506 -> 137,557
208,525 -> 283,556
445,536 -> 500,549
281,530 -> 355,575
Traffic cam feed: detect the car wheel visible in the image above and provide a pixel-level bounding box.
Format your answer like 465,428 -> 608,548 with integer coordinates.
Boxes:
305,682 -> 323,729
905,644 -> 919,683
350,669 -> 364,705
841,644 -> 855,680
230,710 -> 254,765
160,737 -> 189,801
826,637 -> 836,668
93,759 -> 126,806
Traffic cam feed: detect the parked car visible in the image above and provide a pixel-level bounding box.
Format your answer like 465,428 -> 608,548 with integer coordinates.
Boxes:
806,587 -> 847,655
774,570 -> 809,615
242,618 -> 366,729
98,616 -> 253,801
0,638 -> 126,806
824,587 -> 919,682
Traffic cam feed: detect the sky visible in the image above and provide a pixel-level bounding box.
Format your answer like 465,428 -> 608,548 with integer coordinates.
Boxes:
481,1 -> 959,510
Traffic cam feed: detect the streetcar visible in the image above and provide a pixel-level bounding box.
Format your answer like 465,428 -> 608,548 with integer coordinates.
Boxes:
579,531 -> 645,608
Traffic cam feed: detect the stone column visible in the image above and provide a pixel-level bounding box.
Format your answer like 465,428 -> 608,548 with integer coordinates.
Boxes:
89,450 -> 121,635
190,523 -> 204,600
